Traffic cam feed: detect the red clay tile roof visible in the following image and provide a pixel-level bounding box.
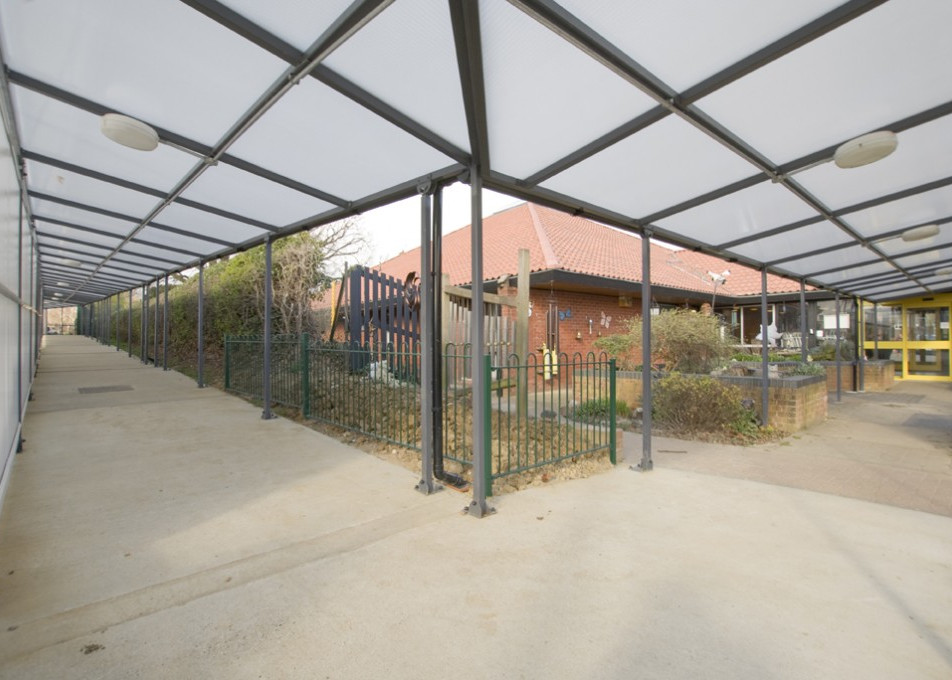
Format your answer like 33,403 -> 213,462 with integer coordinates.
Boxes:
375,203 -> 803,297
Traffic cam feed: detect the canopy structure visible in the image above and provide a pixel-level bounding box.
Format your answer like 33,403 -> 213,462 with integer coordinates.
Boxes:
0,0 -> 950,308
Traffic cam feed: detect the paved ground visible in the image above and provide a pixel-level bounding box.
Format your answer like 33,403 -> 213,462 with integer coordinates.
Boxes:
629,381 -> 952,517
0,336 -> 950,679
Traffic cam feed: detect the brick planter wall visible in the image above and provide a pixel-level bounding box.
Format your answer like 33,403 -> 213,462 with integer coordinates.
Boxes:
614,371 -> 827,432
861,360 -> 895,391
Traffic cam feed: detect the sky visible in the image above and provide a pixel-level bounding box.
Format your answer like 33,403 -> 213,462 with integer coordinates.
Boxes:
356,184 -> 523,265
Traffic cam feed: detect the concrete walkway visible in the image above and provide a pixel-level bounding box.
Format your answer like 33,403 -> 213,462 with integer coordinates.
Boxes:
634,381 -> 952,517
1,336 -> 950,679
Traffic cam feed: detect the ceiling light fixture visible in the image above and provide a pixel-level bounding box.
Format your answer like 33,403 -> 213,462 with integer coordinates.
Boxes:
901,224 -> 940,242
100,113 -> 159,151
833,131 -> 898,169
61,258 -> 83,266
935,267 -> 952,277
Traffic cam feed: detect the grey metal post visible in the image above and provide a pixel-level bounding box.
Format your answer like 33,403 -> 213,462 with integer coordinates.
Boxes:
115,293 -> 120,350
873,302 -> 879,357
141,284 -> 147,363
197,263 -> 205,388
153,280 -> 159,367
416,185 -> 438,494
432,185 -> 446,481
468,167 -> 491,517
16,194 -> 22,432
760,268 -> 769,427
835,292 -> 842,402
163,274 -> 169,370
262,241 -> 274,418
799,279 -> 807,363
127,288 -> 133,357
856,297 -> 864,392
634,230 -> 653,472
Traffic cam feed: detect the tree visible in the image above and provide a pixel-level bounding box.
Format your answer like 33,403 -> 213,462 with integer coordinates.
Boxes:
595,308 -> 733,374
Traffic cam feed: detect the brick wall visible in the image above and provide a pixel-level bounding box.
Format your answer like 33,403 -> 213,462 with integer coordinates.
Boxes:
614,372 -> 827,432
495,285 -> 639,360
861,360 -> 895,391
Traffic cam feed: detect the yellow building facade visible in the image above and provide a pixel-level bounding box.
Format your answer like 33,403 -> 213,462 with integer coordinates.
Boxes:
863,293 -> 952,381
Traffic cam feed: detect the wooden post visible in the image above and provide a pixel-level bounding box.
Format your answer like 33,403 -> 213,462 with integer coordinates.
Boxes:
516,249 -> 530,419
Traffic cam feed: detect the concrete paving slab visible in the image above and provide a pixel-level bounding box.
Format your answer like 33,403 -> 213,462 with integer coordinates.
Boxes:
1,337 -> 950,679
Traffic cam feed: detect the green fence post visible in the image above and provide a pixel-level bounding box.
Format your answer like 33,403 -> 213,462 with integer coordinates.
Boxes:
609,359 -> 617,465
224,335 -> 231,390
483,354 -> 493,497
301,333 -> 310,419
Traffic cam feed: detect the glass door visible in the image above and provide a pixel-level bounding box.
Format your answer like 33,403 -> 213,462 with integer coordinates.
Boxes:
905,306 -> 951,379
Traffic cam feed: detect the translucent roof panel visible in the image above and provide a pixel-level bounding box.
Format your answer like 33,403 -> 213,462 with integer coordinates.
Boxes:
778,244 -> 872,277
851,280 -> 924,297
38,238 -> 111,258
541,115 -> 757,219
25,161 -> 159,221
35,222 -> 121,250
557,0 -> 839,92
726,221 -> 853,263
158,204 -> 266,245
839,186 -> 952,239
812,261 -> 898,286
479,0 -> 657,179
179,163 -> 332,228
655,181 -> 818,245
795,114 -> 952,211
895,246 -> 952,269
324,0 -> 469,153
136,227 -> 226,258
0,0 -> 288,145
220,0 -> 357,53
877,227 -> 951,259
122,244 -> 194,265
30,202 -> 137,237
696,1 -> 952,165
228,78 -> 453,200
11,86 -> 196,193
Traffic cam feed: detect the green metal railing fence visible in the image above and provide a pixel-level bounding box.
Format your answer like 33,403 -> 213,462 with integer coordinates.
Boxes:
223,335 -> 616,492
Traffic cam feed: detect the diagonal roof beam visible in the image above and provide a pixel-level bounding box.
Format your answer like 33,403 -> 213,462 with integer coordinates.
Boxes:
29,191 -> 235,248
180,0 -> 469,166
717,177 -> 952,251
449,0 -> 490,171
22,150 -> 281,233
517,0 -> 886,186
60,0 -> 392,304
7,70 -> 349,208
35,215 -> 205,260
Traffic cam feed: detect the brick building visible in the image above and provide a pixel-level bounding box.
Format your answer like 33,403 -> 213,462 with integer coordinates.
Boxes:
375,202 -> 806,358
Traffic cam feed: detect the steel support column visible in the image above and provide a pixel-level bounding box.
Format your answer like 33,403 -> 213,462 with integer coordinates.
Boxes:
468,168 -> 492,517
635,231 -> 653,472
415,186 -> 438,495
115,293 -> 120,350
261,241 -> 274,418
856,297 -> 864,392
760,268 -> 769,427
432,185 -> 446,483
197,263 -> 205,388
163,274 -> 169,370
140,285 -> 147,363
799,279 -> 808,363
835,292 -> 842,402
127,288 -> 133,357
873,302 -> 879,357
153,279 -> 159,367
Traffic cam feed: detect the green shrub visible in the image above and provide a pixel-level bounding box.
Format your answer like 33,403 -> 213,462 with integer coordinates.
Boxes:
786,362 -> 824,376
574,398 -> 629,422
810,340 -> 854,361
652,373 -> 746,433
732,351 -> 787,362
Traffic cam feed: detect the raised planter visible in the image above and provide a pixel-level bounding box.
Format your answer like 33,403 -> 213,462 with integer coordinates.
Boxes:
613,369 -> 827,432
816,359 -> 893,393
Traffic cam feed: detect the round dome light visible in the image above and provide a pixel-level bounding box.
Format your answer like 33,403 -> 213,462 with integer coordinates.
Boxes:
833,131 -> 898,169
901,224 -> 940,242
100,113 -> 159,151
